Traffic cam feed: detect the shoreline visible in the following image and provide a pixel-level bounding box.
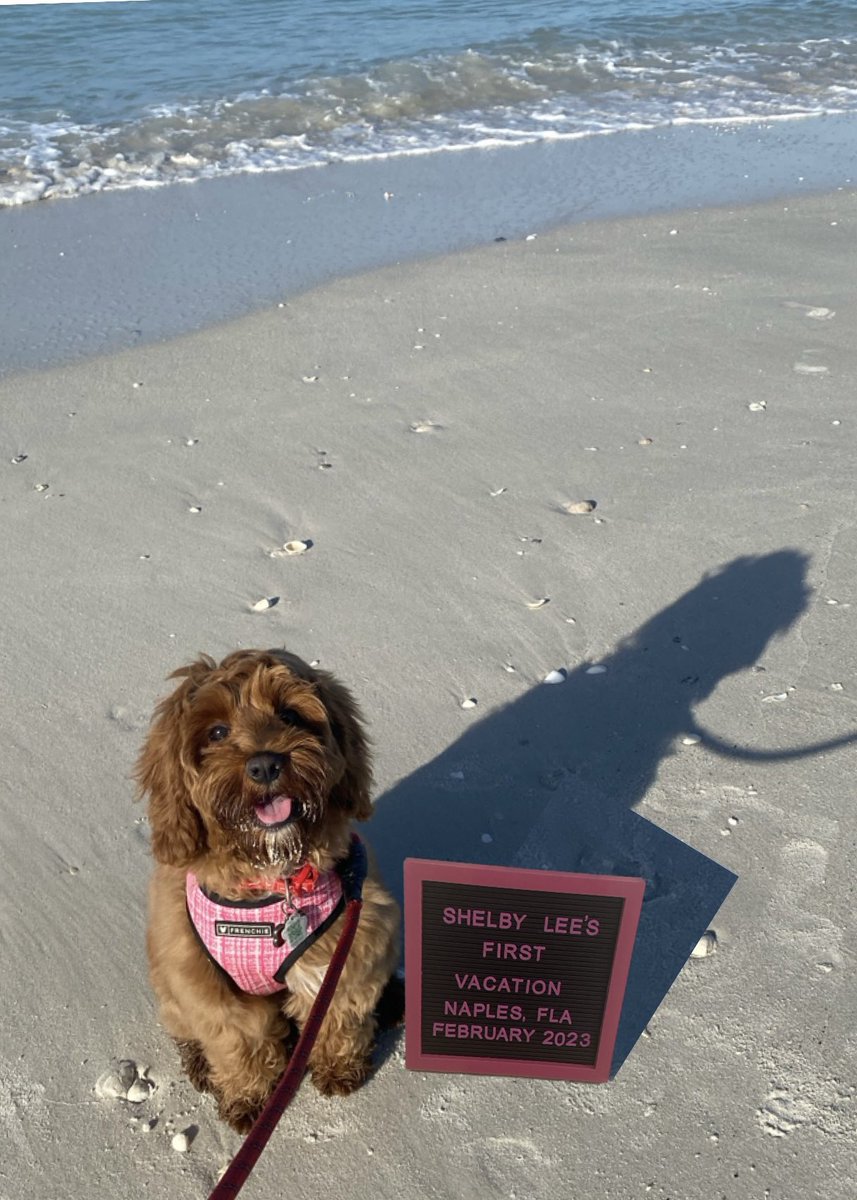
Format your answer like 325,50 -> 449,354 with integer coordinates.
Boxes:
2,111 -> 856,378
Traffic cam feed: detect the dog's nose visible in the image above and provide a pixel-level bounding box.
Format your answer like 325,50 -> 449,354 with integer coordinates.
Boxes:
245,752 -> 287,786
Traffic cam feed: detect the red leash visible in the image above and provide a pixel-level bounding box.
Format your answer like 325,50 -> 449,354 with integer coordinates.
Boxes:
208,842 -> 366,1200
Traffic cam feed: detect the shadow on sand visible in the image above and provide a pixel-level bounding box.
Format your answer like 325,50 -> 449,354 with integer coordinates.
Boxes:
370,549 -> 856,1073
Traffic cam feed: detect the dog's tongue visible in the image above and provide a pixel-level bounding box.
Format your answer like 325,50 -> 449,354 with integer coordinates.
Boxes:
254,794 -> 294,826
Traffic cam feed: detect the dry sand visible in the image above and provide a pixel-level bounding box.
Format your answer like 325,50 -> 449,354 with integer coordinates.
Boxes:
2,190 -> 856,1199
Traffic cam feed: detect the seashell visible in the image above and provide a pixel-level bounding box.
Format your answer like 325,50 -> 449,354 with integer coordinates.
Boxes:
95,1059 -> 139,1101
638,437 -> 653,445
563,500 -> 596,514
586,664 -> 607,675
526,598 -> 549,609
269,538 -> 313,558
171,1131 -> 191,1153
543,669 -> 567,685
830,682 -> 844,691
250,596 -> 279,612
762,692 -> 788,702
34,483 -> 49,492
489,487 -> 507,497
10,453 -> 27,464
188,505 -> 202,513
748,401 -> 766,412
302,375 -> 319,383
115,1060 -> 139,1090
126,1078 -> 154,1104
793,362 -> 829,375
95,1071 -> 128,1100
409,420 -> 439,434
690,931 -> 717,959
460,698 -> 477,709
681,734 -> 701,746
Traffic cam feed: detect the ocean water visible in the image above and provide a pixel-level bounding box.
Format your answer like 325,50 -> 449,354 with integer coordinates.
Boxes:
1,0 -> 856,206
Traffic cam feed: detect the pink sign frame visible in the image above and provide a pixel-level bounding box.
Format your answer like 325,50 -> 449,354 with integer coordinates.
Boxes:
404,858 -> 645,1082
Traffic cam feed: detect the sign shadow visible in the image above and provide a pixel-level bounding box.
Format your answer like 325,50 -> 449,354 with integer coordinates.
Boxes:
369,550 -> 855,1074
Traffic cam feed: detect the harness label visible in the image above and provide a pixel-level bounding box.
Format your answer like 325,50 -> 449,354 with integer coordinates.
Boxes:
214,921 -> 277,938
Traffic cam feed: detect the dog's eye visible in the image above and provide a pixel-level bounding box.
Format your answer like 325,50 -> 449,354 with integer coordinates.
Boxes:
208,724 -> 230,742
277,707 -> 302,726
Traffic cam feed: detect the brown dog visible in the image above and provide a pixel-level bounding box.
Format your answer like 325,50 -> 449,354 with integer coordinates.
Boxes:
136,648 -> 399,1132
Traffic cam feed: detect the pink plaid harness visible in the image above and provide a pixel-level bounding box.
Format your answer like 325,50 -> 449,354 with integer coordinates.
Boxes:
186,863 -> 345,996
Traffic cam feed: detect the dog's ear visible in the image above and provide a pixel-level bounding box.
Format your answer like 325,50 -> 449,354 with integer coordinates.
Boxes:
135,659 -> 212,866
314,670 -> 373,821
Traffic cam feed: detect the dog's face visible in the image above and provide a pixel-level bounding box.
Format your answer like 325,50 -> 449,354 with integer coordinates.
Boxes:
136,649 -> 372,875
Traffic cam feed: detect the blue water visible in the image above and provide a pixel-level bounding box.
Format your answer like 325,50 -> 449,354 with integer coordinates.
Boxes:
1,0 -> 856,204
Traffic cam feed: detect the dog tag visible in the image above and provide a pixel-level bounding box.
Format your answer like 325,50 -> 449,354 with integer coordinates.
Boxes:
280,910 -> 308,947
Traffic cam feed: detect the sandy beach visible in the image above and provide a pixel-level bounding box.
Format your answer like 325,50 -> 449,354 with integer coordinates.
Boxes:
2,188 -> 856,1199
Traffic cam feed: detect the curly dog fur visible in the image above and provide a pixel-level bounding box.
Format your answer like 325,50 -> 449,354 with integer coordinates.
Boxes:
136,648 -> 400,1132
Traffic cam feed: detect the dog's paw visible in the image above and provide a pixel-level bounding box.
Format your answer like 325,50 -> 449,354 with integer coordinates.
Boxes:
310,1056 -> 370,1098
216,1094 -> 266,1134
174,1039 -> 212,1094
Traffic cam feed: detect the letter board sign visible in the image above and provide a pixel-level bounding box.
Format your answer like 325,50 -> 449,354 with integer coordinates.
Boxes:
404,858 -> 644,1082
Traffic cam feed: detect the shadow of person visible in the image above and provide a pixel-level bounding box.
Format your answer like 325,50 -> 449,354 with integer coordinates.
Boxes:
369,549 -> 854,1072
